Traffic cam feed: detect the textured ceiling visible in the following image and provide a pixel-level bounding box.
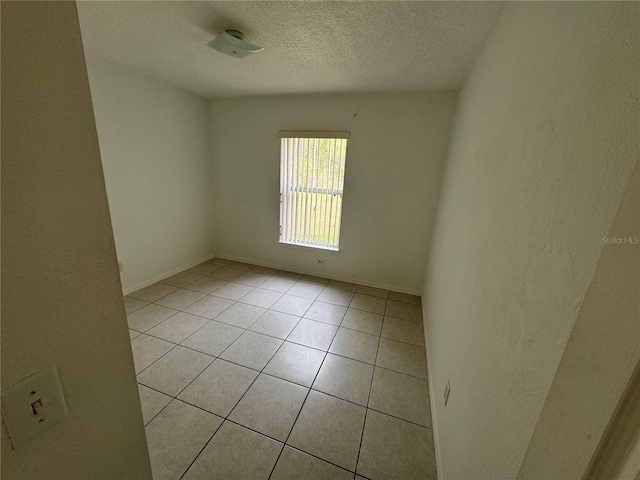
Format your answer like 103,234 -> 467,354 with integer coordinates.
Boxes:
77,1 -> 502,97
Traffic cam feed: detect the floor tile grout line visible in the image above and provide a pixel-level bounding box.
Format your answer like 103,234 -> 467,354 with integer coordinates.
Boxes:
132,297 -> 242,377
133,342 -> 180,380
137,326 -> 285,360
151,289 -> 209,311
177,410 -> 226,480
137,319 -> 429,391
127,288 -> 181,304
128,304 -> 182,329
252,317 -> 424,350
133,300 -> 197,334
130,278 -> 420,331
179,302 -> 239,323
181,281 -> 232,296
133,328 -> 428,384
176,307 -> 312,479
134,306 -> 228,358
279,300 -> 341,353
176,353 -> 276,477
160,397 -> 365,479
138,360 -> 434,433
141,395 -> 174,428
137,323 -> 429,476
164,299 -> 240,339
131,263 -> 427,474
134,337 -> 216,381
301,313 -> 347,328
137,348 -> 414,412
266,330 -> 335,479
272,317 -> 345,472
188,302 -> 308,408
129,262 -> 422,308
123,301 -> 150,315
361,405 -> 433,429
161,275 -> 207,289
353,297 -> 387,477
368,363 -> 428,381
131,299 -> 423,337
271,443 -> 357,477
168,302 -> 275,401
133,313 -> 429,386
140,348 -> 216,397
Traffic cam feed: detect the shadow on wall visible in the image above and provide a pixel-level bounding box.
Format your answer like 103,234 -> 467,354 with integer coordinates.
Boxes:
421,2 -> 639,479
1,2 -> 151,478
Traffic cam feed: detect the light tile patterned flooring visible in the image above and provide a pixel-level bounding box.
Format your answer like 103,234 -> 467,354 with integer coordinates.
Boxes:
126,258 -> 436,480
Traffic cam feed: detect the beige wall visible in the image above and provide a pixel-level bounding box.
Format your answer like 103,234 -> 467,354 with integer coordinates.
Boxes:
1,2 -> 152,479
83,57 -> 215,294
519,162 -> 639,478
422,2 -> 639,478
585,360 -> 640,480
210,93 -> 457,294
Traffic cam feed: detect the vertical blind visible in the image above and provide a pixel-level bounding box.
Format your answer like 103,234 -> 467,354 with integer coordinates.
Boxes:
279,131 -> 349,251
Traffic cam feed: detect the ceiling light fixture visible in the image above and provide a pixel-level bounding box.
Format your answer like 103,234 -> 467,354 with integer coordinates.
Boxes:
207,30 -> 263,59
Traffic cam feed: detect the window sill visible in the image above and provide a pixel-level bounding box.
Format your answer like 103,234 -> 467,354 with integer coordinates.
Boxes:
278,240 -> 340,253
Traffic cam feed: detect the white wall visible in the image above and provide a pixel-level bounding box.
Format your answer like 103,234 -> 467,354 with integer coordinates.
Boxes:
519,162 -> 639,478
422,2 -> 639,478
1,2 -> 151,478
85,57 -> 215,293
210,93 -> 457,293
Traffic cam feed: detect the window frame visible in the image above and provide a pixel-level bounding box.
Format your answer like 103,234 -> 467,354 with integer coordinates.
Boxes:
278,131 -> 349,252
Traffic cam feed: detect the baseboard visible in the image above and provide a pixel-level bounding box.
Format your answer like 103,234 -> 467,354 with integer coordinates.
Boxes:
122,251 -> 422,297
215,253 -> 422,296
121,253 -> 216,296
423,308 -> 444,480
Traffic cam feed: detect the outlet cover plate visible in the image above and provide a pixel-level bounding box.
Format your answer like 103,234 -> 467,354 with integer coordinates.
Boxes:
1,365 -> 68,448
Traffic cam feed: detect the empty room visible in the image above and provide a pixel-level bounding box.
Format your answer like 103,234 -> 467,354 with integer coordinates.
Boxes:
2,1 -> 639,480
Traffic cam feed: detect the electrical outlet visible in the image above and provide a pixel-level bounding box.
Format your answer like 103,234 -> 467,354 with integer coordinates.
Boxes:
317,259 -> 325,265
118,260 -> 124,272
444,380 -> 451,406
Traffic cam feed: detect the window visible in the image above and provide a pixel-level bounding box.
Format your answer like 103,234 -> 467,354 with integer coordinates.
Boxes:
279,131 -> 349,251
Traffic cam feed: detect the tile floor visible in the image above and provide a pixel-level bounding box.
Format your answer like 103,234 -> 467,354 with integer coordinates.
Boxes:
126,258 -> 436,480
